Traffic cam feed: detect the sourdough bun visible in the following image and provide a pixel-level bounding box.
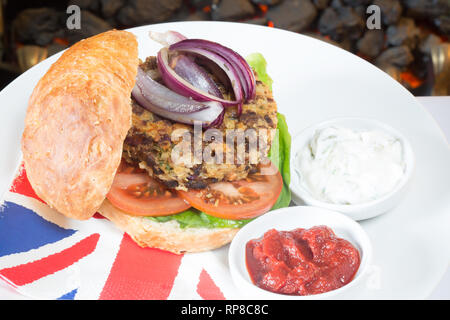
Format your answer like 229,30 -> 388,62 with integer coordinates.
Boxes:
21,30 -> 139,220
98,199 -> 239,254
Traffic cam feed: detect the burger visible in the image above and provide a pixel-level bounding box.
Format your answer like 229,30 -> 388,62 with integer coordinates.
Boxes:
21,30 -> 291,254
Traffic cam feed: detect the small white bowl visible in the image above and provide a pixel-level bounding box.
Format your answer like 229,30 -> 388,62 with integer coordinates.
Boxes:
228,206 -> 372,300
290,117 -> 415,221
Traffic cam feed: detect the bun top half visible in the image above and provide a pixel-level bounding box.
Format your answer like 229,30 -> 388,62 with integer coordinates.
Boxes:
21,30 -> 139,220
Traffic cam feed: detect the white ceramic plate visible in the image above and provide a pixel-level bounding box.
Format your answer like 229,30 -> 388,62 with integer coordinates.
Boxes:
0,22 -> 449,299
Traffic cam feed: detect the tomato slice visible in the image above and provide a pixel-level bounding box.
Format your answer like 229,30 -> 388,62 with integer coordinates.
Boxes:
106,161 -> 191,216
177,162 -> 283,220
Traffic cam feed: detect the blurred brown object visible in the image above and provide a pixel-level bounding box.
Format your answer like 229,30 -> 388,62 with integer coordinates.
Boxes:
16,45 -> 48,72
0,0 -> 4,59
0,0 -> 3,34
430,43 -> 450,96
0,0 -> 448,96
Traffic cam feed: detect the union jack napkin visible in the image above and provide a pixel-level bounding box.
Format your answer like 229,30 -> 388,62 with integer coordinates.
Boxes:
0,163 -> 241,300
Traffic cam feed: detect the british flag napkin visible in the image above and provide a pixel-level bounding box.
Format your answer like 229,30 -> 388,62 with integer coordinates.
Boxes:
0,163 -> 240,300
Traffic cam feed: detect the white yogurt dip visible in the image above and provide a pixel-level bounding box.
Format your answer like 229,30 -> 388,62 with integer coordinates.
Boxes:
296,126 -> 406,205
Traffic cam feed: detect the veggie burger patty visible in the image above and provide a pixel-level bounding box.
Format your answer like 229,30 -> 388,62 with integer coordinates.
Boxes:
123,56 -> 278,190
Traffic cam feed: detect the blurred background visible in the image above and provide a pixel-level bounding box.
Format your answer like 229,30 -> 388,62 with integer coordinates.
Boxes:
0,0 -> 448,95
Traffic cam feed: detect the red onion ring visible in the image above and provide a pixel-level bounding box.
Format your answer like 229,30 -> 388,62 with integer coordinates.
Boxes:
133,67 -> 224,126
149,30 -> 186,46
170,39 -> 256,101
171,54 -> 223,99
169,47 -> 244,115
149,31 -> 223,100
158,48 -> 242,106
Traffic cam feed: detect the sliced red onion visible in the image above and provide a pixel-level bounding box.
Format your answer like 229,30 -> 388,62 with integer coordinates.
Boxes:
149,30 -> 186,46
168,47 -> 244,115
158,48 -> 242,106
170,39 -> 256,100
207,109 -> 225,128
135,67 -> 206,113
171,54 -> 223,99
194,55 -> 231,92
133,68 -> 223,126
149,31 -> 223,99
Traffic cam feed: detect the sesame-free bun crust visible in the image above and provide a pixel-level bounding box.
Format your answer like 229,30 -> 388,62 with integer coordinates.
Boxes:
21,30 -> 139,220
98,199 -> 239,254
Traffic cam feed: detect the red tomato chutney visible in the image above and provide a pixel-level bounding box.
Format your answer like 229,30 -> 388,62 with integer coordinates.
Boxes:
245,225 -> 361,296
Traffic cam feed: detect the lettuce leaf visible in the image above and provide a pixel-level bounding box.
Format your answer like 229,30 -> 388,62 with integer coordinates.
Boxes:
246,53 -> 273,91
148,208 -> 252,229
248,52 -> 291,209
269,113 -> 292,210
146,53 -> 291,229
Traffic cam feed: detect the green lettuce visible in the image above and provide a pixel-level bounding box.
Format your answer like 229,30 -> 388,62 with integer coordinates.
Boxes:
247,52 -> 291,210
246,53 -> 273,91
148,208 -> 252,229
269,113 -> 291,210
147,53 -> 291,229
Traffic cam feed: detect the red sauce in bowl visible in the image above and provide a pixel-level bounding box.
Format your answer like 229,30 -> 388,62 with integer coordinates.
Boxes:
245,225 -> 361,296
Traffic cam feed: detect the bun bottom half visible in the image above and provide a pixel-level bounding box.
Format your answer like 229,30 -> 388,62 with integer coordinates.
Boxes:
98,200 -> 239,254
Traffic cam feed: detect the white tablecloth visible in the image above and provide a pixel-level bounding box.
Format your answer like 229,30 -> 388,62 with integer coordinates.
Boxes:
1,96 -> 449,300
416,96 -> 450,300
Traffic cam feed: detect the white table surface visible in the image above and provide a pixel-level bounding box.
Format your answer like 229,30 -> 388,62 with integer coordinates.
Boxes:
417,96 -> 450,300
0,96 -> 449,300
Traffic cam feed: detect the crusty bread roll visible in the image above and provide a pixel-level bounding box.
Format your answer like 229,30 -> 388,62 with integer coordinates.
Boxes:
21,30 -> 139,220
99,200 -> 239,254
